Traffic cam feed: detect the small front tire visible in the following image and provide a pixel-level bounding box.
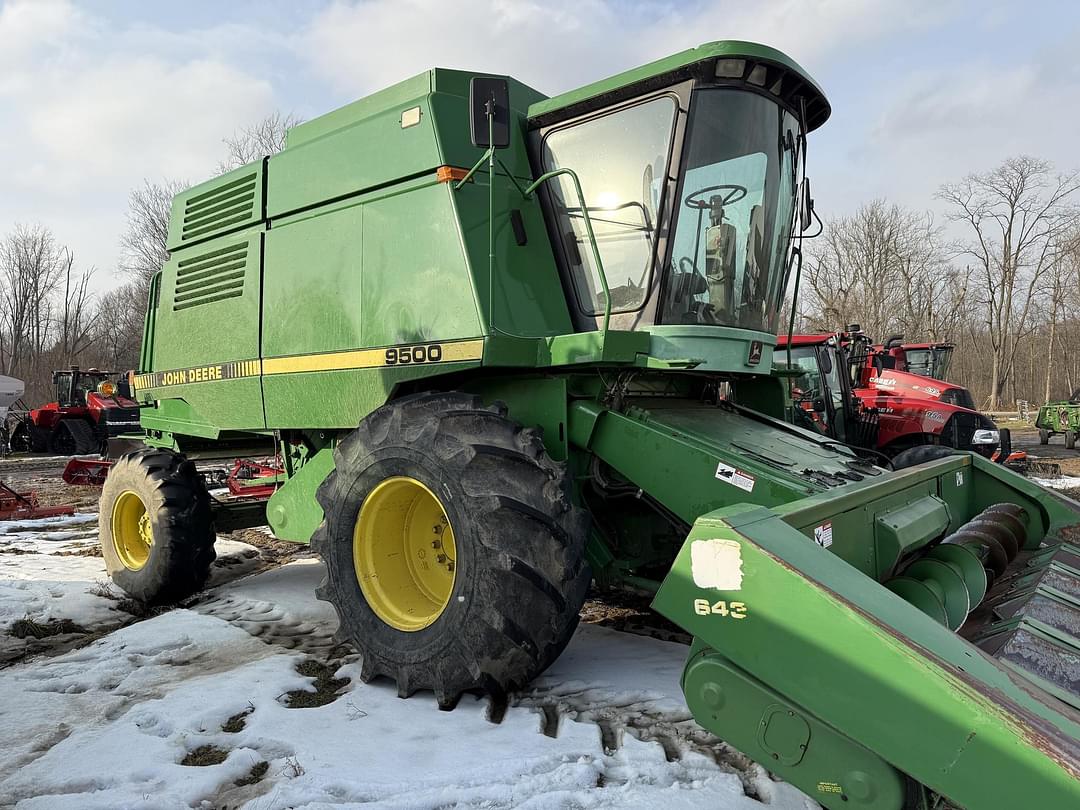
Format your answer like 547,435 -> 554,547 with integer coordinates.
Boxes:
99,448 -> 216,604
1039,429 -> 1050,445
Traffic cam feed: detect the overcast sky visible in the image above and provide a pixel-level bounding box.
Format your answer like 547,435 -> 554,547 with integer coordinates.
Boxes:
2,0 -> 1078,291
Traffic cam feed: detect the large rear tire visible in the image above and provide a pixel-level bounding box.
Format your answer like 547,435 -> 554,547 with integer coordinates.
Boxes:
99,448 -> 216,604
312,392 -> 590,707
892,445 -> 956,470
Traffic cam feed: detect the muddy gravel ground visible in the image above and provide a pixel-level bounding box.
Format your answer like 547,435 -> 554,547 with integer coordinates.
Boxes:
0,453 -> 311,564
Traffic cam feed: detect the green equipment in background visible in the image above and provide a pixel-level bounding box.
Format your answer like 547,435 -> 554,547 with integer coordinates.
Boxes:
100,41 -> 1080,810
1036,389 -> 1080,448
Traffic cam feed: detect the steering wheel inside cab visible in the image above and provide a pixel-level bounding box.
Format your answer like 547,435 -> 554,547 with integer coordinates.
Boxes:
669,185 -> 747,323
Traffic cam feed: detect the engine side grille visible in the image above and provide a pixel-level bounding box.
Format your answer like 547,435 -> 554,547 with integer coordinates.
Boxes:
173,242 -> 248,311
178,172 -> 258,245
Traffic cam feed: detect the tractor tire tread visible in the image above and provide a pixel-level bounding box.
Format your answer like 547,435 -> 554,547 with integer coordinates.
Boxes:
99,447 -> 216,604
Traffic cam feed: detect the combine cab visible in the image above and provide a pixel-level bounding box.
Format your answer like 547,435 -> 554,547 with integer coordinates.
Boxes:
96,43 -> 1079,809
16,367 -> 140,455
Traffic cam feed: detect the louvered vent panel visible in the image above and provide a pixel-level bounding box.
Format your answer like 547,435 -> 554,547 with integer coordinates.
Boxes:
173,243 -> 248,311
179,172 -> 258,244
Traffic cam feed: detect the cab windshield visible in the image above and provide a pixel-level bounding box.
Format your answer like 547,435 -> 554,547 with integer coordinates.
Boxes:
661,90 -> 800,331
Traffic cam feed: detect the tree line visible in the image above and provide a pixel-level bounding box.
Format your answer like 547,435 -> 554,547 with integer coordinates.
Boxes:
0,114 -> 300,405
800,156 -> 1080,411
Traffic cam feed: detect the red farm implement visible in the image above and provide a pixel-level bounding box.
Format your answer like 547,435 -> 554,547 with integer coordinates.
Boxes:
0,480 -> 74,520
62,456 -> 283,498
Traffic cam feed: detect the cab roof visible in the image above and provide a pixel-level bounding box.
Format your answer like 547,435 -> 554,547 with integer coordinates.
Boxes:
776,334 -> 833,348
528,40 -> 830,131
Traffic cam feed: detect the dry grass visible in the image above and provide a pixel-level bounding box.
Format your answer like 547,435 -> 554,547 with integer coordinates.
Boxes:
222,704 -> 255,733
284,659 -> 350,708
9,616 -> 87,639
180,744 -> 229,767
234,760 -> 269,786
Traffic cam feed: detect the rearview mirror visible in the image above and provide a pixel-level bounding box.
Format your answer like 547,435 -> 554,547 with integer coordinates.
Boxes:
469,77 -> 510,149
799,177 -> 814,232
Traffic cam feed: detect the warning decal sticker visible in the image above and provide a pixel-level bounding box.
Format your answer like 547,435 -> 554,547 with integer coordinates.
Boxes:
715,461 -> 756,493
813,522 -> 833,548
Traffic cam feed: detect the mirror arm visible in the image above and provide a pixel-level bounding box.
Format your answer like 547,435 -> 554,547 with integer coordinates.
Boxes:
785,245 -> 803,401
522,168 -> 611,338
454,148 -> 493,190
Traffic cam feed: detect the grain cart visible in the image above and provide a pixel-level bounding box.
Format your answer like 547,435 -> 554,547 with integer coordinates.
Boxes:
1036,389 -> 1080,448
100,42 -> 1080,809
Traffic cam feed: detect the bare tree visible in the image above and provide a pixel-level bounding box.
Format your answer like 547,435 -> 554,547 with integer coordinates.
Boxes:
939,156 -> 1080,409
802,200 -> 961,339
0,224 -> 66,377
93,281 -> 146,371
58,249 -> 96,363
217,111 -> 303,175
119,179 -> 189,289
0,225 -> 102,401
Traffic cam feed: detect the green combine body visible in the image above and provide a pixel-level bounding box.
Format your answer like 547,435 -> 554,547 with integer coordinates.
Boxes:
103,41 -> 1080,809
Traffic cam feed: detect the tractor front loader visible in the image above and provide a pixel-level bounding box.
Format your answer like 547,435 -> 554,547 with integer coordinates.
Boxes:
100,42 -> 1079,809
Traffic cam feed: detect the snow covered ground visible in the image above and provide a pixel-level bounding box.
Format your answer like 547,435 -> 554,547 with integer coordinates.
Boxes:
1032,474 -> 1080,491
0,516 -> 818,810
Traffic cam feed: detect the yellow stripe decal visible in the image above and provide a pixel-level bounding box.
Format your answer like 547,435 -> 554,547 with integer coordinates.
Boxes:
133,338 -> 485,393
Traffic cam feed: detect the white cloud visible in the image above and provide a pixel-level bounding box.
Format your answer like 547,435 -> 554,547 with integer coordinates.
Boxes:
0,2 -> 279,288
854,56 -> 1080,208
0,0 -> 83,67
300,0 -> 957,98
25,57 -> 273,185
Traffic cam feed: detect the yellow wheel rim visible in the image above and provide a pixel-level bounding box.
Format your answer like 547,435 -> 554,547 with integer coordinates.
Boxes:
354,476 -> 457,632
111,490 -> 153,571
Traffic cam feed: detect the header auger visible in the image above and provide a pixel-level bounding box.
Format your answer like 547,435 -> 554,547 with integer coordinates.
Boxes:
99,41 -> 1079,809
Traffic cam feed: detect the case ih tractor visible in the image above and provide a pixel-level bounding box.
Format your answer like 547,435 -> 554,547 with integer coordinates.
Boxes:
18,367 -> 140,455
97,42 -> 1079,809
779,332 -> 1034,470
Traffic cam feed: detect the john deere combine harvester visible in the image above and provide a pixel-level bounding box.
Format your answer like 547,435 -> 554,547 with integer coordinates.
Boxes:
101,42 -> 1079,808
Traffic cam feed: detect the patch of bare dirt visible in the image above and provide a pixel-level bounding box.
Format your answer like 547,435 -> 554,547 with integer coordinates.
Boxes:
580,590 -> 689,644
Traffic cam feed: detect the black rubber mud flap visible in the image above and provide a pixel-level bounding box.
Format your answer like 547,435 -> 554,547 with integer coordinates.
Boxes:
312,391 -> 591,708
99,447 -> 217,604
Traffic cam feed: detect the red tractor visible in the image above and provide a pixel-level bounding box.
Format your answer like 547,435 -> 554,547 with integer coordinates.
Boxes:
13,367 -> 140,456
778,331 -> 1006,465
